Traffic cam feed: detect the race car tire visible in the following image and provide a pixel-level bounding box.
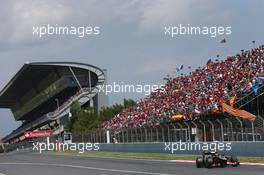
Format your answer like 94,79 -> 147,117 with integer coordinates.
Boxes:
205,156 -> 213,168
196,157 -> 203,168
230,156 -> 239,167
220,160 -> 227,167
231,156 -> 238,162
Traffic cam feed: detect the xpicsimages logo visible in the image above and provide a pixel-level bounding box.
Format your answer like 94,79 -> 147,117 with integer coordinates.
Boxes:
164,141 -> 232,154
32,138 -> 100,153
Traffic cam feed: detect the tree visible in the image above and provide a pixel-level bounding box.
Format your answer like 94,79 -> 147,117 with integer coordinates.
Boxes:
66,99 -> 136,133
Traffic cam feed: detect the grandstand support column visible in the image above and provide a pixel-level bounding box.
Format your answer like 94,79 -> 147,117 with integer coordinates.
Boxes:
226,119 -> 233,141
88,70 -> 92,92
199,121 -> 206,142
216,119 -> 224,141
251,122 -> 255,142
235,118 -> 244,141
68,66 -> 84,93
88,70 -> 94,108
184,122 -> 191,142
208,121 -> 215,141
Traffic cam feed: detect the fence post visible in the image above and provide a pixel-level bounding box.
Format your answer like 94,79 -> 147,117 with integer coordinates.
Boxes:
167,126 -> 171,142
126,129 -> 129,143
156,128 -> 159,142
150,128 -> 153,142
226,119 -> 233,141
251,121 -> 255,142
216,119 -> 224,141
177,123 -> 183,141
138,128 -> 141,142
191,121 -> 198,142
208,121 -> 215,141
144,127 -> 148,142
262,116 -> 264,140
130,128 -> 133,143
162,127 -> 165,142
184,122 -> 191,142
95,132 -> 98,143
121,130 -> 124,143
173,126 -> 177,142
236,118 -> 244,141
199,121 -> 206,142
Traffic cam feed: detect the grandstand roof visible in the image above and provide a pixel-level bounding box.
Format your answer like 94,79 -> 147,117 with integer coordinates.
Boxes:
0,62 -> 105,108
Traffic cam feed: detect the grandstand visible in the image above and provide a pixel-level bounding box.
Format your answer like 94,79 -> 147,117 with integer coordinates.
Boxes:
90,45 -> 264,143
0,62 -> 107,144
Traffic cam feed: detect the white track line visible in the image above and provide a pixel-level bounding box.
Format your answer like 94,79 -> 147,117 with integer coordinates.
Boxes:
240,162 -> 264,166
0,162 -> 173,175
48,153 -> 264,166
0,173 -> 7,175
169,160 -> 264,166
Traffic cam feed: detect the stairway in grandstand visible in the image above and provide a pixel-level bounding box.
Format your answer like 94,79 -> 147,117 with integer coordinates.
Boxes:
234,84 -> 264,110
47,77 -> 105,120
224,83 -> 264,132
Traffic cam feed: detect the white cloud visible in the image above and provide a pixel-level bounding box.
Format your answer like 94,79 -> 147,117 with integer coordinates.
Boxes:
0,0 -> 223,45
10,0 -> 73,43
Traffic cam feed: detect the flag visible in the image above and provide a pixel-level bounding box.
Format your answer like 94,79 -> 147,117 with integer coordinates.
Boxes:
252,82 -> 259,96
176,64 -> 183,72
230,96 -> 236,108
258,77 -> 264,84
207,74 -> 212,81
170,114 -> 185,121
220,38 -> 226,43
222,103 -> 256,121
179,64 -> 183,70
206,59 -> 212,65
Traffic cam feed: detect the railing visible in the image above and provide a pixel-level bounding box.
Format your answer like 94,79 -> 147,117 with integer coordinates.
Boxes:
73,88 -> 264,143
72,120 -> 264,143
234,84 -> 264,109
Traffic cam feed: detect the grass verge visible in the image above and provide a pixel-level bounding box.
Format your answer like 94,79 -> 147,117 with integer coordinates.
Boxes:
42,151 -> 264,163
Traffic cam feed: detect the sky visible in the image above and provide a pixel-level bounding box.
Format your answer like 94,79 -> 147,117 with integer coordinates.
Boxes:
0,0 -> 264,138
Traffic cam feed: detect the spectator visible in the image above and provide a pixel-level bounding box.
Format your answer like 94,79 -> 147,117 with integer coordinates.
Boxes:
101,45 -> 264,131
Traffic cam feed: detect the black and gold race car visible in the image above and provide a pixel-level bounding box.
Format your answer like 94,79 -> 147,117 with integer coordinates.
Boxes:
196,151 -> 240,168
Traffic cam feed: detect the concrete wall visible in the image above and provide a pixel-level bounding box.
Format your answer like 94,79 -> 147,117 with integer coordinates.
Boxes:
97,142 -> 264,157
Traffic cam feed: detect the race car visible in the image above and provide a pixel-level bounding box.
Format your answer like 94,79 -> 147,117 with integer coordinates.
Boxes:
196,150 -> 240,168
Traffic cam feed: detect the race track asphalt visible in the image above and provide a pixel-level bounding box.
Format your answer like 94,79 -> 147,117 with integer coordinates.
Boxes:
0,153 -> 263,175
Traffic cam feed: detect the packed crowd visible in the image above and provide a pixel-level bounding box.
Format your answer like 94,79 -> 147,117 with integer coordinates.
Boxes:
101,45 -> 264,130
